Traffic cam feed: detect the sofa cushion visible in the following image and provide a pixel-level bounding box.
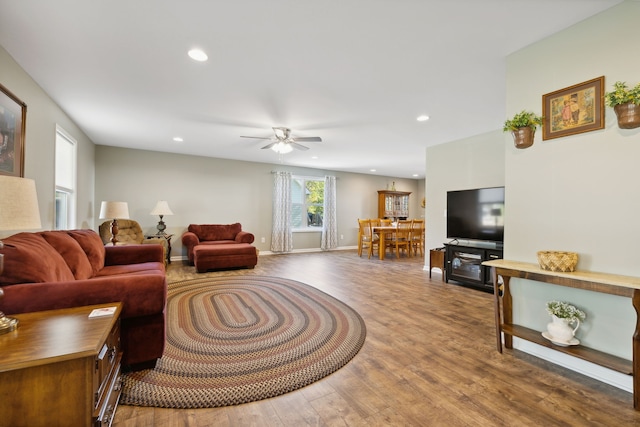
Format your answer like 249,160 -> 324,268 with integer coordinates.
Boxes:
67,229 -> 106,275
40,231 -> 94,280
0,233 -> 75,285
195,240 -> 237,246
96,262 -> 165,277
188,223 -> 241,241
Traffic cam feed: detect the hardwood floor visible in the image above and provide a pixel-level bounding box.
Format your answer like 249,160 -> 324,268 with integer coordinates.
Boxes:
113,251 -> 640,426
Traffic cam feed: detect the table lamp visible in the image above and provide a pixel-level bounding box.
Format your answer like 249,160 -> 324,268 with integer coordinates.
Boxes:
99,201 -> 129,246
150,200 -> 173,235
0,176 -> 42,334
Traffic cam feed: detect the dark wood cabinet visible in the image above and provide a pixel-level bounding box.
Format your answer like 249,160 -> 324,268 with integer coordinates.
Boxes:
377,190 -> 411,220
445,242 -> 503,292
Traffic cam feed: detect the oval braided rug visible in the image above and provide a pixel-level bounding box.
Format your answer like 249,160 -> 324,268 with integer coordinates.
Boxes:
120,275 -> 366,408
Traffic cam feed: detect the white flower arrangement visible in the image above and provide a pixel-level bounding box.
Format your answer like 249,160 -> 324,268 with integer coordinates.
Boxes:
546,300 -> 586,323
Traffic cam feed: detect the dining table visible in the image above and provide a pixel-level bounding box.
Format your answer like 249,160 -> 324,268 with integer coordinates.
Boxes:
372,225 -> 398,260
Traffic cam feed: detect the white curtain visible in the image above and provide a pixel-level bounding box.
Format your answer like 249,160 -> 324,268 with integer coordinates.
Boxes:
271,171 -> 293,252
321,175 -> 338,251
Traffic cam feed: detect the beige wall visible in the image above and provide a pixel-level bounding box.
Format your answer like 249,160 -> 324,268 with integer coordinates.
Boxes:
0,45 -> 95,233
425,1 -> 639,390
95,145 -> 423,258
505,1 -> 639,362
425,129 -> 505,253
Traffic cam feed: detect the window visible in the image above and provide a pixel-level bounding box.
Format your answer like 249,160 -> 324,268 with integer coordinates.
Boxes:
291,176 -> 324,230
55,126 -> 76,229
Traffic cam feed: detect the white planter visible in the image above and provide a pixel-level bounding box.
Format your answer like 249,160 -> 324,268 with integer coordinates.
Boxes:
546,314 -> 580,343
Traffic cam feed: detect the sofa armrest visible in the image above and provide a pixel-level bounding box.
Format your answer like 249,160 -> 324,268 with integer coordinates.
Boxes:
235,231 -> 255,244
182,231 -> 200,248
105,244 -> 164,266
182,231 -> 201,264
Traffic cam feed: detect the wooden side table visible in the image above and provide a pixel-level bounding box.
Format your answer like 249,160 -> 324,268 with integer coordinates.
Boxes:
0,303 -> 123,426
484,259 -> 640,410
146,233 -> 173,264
429,248 -> 446,281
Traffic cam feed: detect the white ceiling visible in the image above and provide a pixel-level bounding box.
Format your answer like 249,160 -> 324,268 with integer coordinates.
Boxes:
0,0 -> 622,179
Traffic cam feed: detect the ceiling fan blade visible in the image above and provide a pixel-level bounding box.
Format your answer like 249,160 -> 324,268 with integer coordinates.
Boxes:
261,142 -> 277,150
291,136 -> 322,142
290,142 -> 310,151
240,135 -> 271,140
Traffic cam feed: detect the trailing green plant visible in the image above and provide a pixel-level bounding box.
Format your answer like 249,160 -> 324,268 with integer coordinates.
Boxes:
604,81 -> 640,107
546,300 -> 586,323
503,110 -> 543,132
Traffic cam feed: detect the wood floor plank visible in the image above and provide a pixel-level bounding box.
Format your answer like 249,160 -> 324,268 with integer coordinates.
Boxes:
227,401 -> 282,427
268,392 -> 322,426
112,250 -> 640,426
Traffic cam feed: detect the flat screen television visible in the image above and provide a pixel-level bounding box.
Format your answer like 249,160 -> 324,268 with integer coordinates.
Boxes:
446,186 -> 505,243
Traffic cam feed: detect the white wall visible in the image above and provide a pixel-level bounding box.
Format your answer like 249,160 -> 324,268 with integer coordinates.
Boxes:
1,38 -> 424,259
0,45 -> 95,233
95,145 -> 422,258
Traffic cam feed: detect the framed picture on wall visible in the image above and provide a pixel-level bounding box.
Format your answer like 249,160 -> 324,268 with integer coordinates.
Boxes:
542,76 -> 605,141
0,83 -> 27,177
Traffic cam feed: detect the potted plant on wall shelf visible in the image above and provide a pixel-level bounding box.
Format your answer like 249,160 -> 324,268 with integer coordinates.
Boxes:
503,110 -> 543,149
605,81 -> 640,129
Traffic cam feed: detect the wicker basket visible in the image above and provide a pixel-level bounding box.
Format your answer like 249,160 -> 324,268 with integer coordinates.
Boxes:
537,251 -> 578,272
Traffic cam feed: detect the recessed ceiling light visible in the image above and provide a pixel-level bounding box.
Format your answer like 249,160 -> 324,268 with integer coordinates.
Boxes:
188,49 -> 208,62
311,156 -> 318,159
173,136 -> 184,142
370,169 -> 376,172
412,174 -> 419,177
417,115 -> 430,122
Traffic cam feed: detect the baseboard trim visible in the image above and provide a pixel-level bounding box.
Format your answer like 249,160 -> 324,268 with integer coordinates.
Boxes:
258,246 -> 358,256
171,245 -> 358,261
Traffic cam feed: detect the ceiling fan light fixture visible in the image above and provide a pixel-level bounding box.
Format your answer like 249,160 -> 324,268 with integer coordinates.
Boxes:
188,48 -> 208,62
271,142 -> 293,154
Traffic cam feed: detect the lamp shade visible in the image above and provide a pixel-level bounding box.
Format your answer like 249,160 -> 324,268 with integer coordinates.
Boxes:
0,176 -> 42,231
99,201 -> 129,219
150,200 -> 173,216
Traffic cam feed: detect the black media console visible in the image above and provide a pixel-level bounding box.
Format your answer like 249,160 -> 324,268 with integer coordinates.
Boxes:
444,242 -> 503,292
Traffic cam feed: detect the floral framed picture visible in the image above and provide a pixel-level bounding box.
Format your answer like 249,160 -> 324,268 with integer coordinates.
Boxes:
542,76 -> 604,141
0,83 -> 27,177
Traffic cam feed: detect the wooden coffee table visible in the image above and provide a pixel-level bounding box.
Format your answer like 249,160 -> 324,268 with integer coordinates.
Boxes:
0,303 -> 123,427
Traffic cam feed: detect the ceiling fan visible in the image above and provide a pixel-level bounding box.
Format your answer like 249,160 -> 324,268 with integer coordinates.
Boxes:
240,127 -> 322,154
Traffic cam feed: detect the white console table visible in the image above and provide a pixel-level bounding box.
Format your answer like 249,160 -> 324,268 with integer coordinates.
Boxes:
483,259 -> 640,410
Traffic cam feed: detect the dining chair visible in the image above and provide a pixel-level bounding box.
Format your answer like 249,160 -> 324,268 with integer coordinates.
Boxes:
375,218 -> 393,257
357,218 -> 368,257
357,219 -> 380,258
410,219 -> 425,257
391,219 -> 412,258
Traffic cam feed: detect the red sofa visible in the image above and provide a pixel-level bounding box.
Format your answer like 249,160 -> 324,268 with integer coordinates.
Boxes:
0,229 -> 167,370
182,223 -> 258,272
